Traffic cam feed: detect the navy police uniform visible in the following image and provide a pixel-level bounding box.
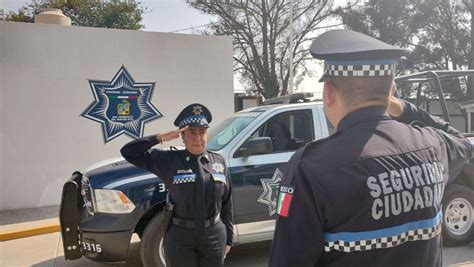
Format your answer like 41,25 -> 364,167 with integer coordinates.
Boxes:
121,104 -> 233,267
269,30 -> 472,267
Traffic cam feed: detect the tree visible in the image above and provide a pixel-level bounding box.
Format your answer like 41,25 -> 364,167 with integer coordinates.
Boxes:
191,0 -> 335,98
338,0 -> 474,101
5,0 -> 145,30
5,9 -> 35,23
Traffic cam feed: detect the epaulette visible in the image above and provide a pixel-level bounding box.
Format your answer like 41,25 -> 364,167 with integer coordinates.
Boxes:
207,150 -> 219,155
409,120 -> 430,128
302,131 -> 342,157
206,150 -> 225,161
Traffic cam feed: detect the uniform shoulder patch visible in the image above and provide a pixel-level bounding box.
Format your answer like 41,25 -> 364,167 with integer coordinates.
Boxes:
276,184 -> 295,217
211,162 -> 225,173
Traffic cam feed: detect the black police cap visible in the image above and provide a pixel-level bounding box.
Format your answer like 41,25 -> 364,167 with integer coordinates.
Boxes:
174,103 -> 212,129
310,29 -> 407,82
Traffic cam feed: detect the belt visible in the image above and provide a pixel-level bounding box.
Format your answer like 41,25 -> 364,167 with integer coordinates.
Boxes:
172,213 -> 220,229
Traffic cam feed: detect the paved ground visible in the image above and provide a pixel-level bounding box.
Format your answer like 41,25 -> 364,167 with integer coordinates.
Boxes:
1,232 -> 473,267
1,206 -> 473,266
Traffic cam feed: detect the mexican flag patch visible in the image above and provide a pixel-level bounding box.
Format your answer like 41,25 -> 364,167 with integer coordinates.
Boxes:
276,185 -> 294,217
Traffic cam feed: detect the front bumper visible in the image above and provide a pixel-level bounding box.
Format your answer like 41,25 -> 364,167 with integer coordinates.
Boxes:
59,172 -> 133,263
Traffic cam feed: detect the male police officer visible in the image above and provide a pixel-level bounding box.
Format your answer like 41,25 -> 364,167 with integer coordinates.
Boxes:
269,30 -> 472,266
121,103 -> 233,267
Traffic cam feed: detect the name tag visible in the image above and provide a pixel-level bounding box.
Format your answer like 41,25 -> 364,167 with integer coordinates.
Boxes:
173,174 -> 196,184
212,173 -> 227,185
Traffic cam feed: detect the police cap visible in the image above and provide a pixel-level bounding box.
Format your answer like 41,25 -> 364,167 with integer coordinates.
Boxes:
310,29 -> 407,82
174,103 -> 212,129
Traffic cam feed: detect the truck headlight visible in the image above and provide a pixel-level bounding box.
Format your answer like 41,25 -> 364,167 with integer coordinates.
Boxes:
93,189 -> 136,214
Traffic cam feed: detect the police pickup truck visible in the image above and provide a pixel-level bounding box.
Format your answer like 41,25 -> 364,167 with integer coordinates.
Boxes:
60,71 -> 474,266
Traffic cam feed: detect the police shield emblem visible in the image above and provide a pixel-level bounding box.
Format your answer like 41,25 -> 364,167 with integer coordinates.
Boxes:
82,66 -> 162,143
105,88 -> 142,123
257,168 -> 283,216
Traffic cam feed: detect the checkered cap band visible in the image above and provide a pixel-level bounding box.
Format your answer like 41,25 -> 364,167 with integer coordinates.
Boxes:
324,63 -> 395,78
324,223 -> 442,253
178,115 -> 208,128
172,174 -> 196,184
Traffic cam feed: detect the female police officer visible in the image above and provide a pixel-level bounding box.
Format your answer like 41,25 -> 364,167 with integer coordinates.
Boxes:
120,103 -> 233,267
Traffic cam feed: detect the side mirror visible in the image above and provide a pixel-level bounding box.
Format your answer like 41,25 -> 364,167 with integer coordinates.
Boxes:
235,137 -> 273,157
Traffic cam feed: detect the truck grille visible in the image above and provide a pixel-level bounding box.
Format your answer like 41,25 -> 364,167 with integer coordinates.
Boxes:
81,176 -> 94,215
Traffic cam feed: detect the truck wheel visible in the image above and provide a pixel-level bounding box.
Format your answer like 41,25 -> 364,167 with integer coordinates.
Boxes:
442,184 -> 474,247
140,212 -> 166,267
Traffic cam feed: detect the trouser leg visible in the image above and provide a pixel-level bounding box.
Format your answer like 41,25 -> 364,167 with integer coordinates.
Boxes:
198,221 -> 227,267
164,225 -> 198,267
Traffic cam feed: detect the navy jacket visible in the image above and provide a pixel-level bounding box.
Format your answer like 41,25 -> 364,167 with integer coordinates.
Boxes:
269,101 -> 471,267
120,135 -> 234,245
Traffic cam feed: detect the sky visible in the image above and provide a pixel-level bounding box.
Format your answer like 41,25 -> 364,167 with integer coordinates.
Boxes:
1,0 -> 329,95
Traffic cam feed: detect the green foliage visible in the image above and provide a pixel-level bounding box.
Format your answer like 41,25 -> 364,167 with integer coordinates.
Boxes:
338,0 -> 474,101
5,8 -> 35,23
6,0 -> 145,30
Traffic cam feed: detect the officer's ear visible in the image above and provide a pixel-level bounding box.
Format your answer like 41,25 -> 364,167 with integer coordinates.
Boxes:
323,80 -> 337,108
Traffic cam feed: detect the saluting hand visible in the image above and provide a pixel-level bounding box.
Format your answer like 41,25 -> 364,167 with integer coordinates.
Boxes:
225,245 -> 231,257
388,82 -> 404,118
157,126 -> 189,143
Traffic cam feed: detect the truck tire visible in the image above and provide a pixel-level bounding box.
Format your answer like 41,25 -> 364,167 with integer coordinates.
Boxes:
140,212 -> 166,267
442,184 -> 474,247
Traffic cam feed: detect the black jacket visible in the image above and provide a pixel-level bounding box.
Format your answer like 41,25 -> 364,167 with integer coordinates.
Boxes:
269,101 -> 471,267
120,135 -> 234,246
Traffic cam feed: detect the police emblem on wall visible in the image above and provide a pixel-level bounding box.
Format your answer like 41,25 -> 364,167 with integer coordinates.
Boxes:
257,168 -> 283,216
81,66 -> 162,143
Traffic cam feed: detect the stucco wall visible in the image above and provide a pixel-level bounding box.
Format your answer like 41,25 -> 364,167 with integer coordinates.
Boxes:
0,22 -> 233,210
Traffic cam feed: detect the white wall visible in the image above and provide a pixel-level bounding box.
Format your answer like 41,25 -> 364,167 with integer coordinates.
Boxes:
0,22 -> 234,210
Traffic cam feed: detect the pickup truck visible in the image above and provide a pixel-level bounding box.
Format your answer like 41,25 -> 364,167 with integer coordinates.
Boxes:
60,72 -> 474,266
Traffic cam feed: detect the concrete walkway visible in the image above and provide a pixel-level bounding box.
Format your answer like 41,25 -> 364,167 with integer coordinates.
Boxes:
1,206 -> 473,267
0,231 -> 144,266
0,206 -> 60,242
0,206 -> 139,266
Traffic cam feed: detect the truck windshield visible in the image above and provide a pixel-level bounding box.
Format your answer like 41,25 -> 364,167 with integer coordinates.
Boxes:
207,115 -> 257,151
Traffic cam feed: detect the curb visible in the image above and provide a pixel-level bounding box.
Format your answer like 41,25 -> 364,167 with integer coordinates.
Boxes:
0,223 -> 60,242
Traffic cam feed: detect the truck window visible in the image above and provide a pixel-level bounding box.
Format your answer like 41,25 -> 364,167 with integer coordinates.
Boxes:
247,110 -> 314,153
207,115 -> 256,151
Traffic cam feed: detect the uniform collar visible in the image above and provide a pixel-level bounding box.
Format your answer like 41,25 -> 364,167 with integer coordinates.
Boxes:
337,106 -> 389,131
184,149 -> 210,163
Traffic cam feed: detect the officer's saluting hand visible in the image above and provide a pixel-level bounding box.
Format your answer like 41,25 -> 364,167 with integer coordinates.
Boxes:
121,103 -> 233,267
388,83 -> 405,117
156,125 -> 189,143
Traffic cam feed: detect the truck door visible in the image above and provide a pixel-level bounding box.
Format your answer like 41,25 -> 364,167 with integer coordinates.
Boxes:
229,109 -> 317,227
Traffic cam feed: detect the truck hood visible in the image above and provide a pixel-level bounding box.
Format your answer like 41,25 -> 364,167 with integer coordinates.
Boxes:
84,157 -> 158,189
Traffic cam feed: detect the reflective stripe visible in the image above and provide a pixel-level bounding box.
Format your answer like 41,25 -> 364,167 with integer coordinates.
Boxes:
323,211 -> 443,253
173,174 -> 196,184
324,211 -> 442,242
103,173 -> 157,189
